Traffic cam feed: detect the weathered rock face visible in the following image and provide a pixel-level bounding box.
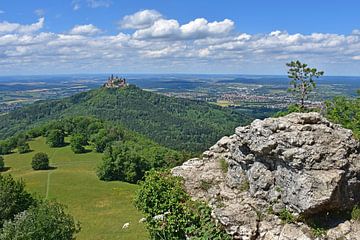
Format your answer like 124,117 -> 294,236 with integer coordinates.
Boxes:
172,112 -> 360,239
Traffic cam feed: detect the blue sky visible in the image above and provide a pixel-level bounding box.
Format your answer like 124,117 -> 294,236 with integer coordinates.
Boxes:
0,0 -> 360,75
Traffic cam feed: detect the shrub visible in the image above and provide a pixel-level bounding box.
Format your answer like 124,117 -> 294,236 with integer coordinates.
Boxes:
97,145 -> 149,183
0,141 -> 11,155
0,156 -> 4,171
70,134 -> 87,154
199,180 -> 212,191
135,170 -> 230,240
0,175 -> 34,226
219,158 -> 229,173
0,201 -> 80,240
352,204 -> 360,221
46,129 -> 65,147
279,208 -> 296,224
18,143 -> 31,154
31,153 -> 49,170
240,179 -> 250,192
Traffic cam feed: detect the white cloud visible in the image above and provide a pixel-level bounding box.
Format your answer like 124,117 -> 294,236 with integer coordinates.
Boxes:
120,10 -> 162,29
72,0 -> 81,10
133,19 -> 180,39
34,9 -> 45,17
133,17 -> 234,40
69,24 -> 101,35
1,10 -> 360,75
87,0 -> 112,8
180,18 -> 234,39
0,18 -> 44,34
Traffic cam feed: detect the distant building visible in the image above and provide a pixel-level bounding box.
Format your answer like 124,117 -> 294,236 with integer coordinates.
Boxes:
104,74 -> 127,88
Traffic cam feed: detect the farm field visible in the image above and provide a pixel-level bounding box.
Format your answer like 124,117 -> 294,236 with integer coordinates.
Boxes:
2,137 -> 148,240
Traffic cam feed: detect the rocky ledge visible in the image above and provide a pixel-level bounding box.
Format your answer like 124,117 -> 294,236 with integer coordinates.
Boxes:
172,112 -> 360,239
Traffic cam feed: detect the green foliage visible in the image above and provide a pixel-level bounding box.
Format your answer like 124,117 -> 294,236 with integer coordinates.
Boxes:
0,86 -> 250,153
199,180 -> 212,191
135,170 -> 230,240
31,152 -> 49,170
240,179 -> 250,192
0,141 -> 11,155
0,156 -> 4,171
325,96 -> 360,138
0,175 -> 34,226
46,129 -> 65,147
97,144 -> 148,183
310,226 -> 326,238
0,201 -> 80,240
219,158 -> 229,173
4,136 -> 147,239
70,134 -> 87,154
91,127 -> 124,153
286,60 -> 324,109
279,208 -> 296,224
351,204 -> 360,221
18,142 -> 31,154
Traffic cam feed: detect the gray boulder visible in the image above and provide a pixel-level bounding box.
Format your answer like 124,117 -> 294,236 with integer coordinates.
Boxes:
172,112 -> 360,239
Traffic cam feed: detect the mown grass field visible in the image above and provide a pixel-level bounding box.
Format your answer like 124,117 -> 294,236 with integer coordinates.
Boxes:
2,137 -> 148,240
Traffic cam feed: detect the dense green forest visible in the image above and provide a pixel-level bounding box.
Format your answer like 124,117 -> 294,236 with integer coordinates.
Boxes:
0,85 -> 250,153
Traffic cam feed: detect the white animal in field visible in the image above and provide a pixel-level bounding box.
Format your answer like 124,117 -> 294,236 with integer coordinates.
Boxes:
139,218 -> 146,223
122,222 -> 130,229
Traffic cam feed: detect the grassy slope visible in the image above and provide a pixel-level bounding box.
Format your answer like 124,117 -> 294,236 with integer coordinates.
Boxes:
2,137 -> 148,240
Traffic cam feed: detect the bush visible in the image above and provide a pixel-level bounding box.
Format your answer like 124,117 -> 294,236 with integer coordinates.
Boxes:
70,134 -> 87,154
0,156 -> 4,171
352,204 -> 360,221
219,158 -> 229,173
0,141 -> 11,155
97,145 -> 148,183
0,175 -> 34,226
0,201 -> 80,240
135,170 -> 230,240
279,208 -> 296,224
46,129 -> 65,148
31,153 -> 49,170
18,142 -> 31,154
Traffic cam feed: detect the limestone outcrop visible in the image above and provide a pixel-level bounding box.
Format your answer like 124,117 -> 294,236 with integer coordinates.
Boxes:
172,112 -> 360,239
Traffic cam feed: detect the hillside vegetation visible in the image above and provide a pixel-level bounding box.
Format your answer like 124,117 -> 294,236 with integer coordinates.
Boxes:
2,137 -> 148,240
0,85 -> 250,153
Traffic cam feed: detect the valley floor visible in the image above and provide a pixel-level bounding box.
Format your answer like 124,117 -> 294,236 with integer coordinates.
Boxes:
2,137 -> 148,240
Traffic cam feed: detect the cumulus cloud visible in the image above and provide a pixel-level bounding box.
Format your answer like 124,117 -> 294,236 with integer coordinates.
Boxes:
0,17 -> 44,34
133,18 -> 234,40
120,10 -> 162,29
69,24 -> 101,35
1,10 -> 360,75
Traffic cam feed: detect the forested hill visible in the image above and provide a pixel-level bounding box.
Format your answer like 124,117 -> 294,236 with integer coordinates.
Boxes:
0,85 -> 250,152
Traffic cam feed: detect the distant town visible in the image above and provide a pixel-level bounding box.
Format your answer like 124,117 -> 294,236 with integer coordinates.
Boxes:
0,74 -> 359,115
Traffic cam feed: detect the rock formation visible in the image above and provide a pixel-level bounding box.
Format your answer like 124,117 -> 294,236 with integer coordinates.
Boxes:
172,112 -> 360,239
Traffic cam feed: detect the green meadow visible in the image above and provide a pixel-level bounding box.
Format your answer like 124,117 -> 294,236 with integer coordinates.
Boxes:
2,137 -> 148,240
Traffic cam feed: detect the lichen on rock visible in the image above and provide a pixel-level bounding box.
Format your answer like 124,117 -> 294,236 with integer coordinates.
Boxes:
172,112 -> 360,239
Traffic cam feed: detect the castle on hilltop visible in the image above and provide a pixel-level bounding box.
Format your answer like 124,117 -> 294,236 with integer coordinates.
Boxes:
104,74 -> 127,88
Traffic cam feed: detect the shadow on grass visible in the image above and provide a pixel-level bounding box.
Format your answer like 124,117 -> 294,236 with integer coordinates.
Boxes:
0,167 -> 11,172
33,166 -> 58,171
